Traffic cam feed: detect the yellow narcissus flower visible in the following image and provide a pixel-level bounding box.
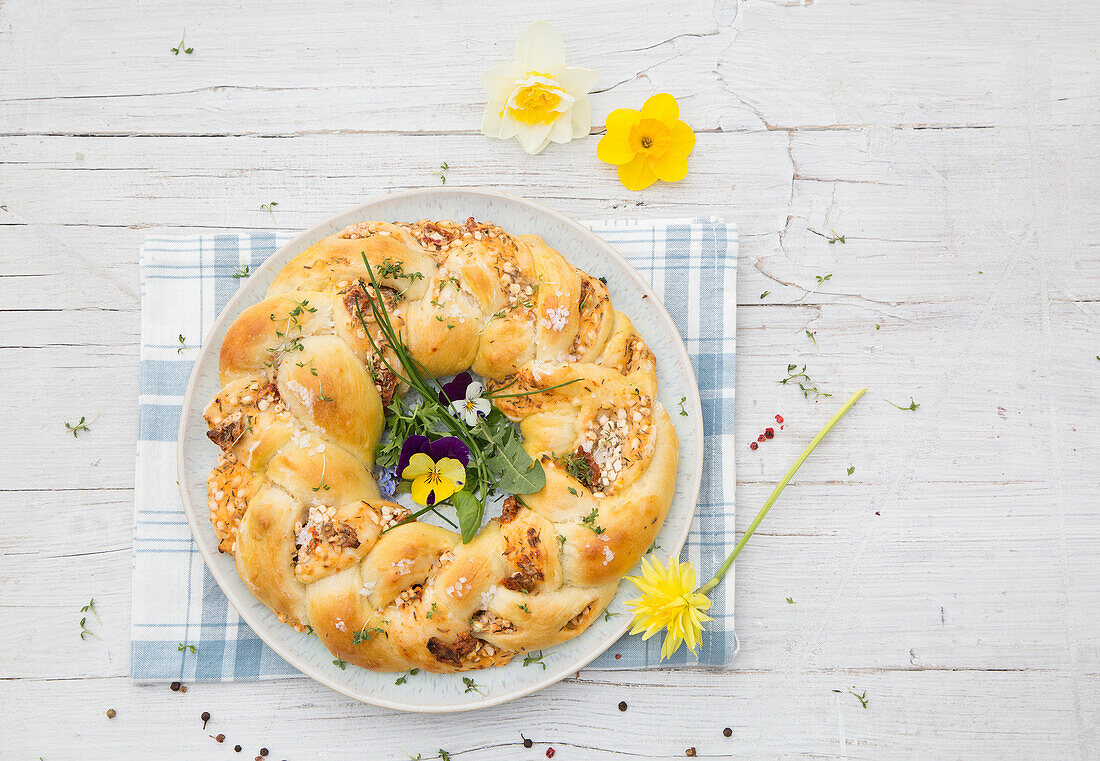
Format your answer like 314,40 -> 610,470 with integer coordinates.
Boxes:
481,21 -> 599,155
597,93 -> 696,191
625,389 -> 868,660
626,556 -> 713,660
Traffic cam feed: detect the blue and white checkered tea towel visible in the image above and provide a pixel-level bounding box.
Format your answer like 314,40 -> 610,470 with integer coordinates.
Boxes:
132,218 -> 737,681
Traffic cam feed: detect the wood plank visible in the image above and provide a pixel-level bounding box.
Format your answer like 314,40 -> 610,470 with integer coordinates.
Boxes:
0,671 -> 1092,759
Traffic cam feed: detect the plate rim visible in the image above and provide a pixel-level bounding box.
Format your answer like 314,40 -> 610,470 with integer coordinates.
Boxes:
176,187 -> 704,712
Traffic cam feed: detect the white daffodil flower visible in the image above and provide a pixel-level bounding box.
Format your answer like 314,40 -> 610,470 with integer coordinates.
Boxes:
481,21 -> 599,155
450,380 -> 492,427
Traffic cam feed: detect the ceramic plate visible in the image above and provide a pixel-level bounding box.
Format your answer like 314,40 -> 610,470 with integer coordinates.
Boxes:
177,188 -> 703,712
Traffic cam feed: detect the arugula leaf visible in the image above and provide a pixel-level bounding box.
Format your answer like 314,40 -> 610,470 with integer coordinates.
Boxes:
487,429 -> 545,494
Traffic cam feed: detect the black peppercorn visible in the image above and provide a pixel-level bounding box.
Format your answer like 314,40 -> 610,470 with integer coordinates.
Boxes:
686,748 -> 697,757
522,736 -> 533,749
170,681 -> 181,692
260,750 -> 269,757
234,745 -> 242,753
216,734 -> 226,743
723,727 -> 732,737
618,701 -> 627,711
201,711 -> 210,728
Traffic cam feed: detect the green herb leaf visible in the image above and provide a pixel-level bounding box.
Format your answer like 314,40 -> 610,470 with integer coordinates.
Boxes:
462,676 -> 484,695
451,490 -> 484,544
760,290 -> 771,299
847,466 -> 855,476
786,597 -> 795,604
333,657 -> 348,670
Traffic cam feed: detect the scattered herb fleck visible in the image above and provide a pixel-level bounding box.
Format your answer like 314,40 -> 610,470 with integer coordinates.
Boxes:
439,750 -> 452,761
779,363 -> 831,401
66,417 -> 90,438
462,677 -> 484,695
786,597 -> 795,604
177,643 -> 196,654
332,657 -> 347,670
177,334 -> 187,354
827,232 -> 846,245
352,626 -> 383,645
438,162 -> 449,185
395,668 -> 420,685
834,687 -> 869,708
885,397 -> 920,412
806,330 -> 817,345
760,290 -> 771,299
170,30 -> 193,55
847,466 -> 855,476
580,507 -> 605,535
523,651 -> 547,670
603,609 -> 619,622
677,396 -> 688,416
232,265 -> 251,279
260,201 -> 279,221
646,542 -> 661,555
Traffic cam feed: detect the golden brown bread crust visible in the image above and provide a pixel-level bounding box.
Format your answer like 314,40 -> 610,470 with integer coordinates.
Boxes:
204,217 -> 678,673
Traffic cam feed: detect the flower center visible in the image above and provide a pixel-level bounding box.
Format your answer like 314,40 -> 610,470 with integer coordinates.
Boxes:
629,118 -> 672,156
506,74 -> 573,125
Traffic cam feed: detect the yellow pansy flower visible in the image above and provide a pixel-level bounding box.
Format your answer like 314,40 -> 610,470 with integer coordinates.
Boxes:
597,93 -> 696,191
401,452 -> 466,506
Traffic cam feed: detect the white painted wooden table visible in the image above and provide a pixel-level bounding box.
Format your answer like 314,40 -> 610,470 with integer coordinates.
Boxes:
2,1 -> 1097,758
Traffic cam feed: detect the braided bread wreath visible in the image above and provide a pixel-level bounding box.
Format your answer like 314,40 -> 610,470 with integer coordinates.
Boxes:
201,213 -> 682,676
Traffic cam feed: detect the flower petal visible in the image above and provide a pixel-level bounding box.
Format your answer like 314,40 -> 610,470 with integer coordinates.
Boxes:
669,120 -> 696,157
397,435 -> 430,476
464,380 -> 484,401
514,119 -> 554,154
555,66 -> 599,99
402,452 -> 436,481
641,92 -> 680,124
472,398 -> 492,417
481,62 -> 524,98
410,475 -> 438,506
435,457 -> 466,487
548,113 -> 574,144
605,107 -> 641,135
440,372 -> 474,404
596,132 -> 635,165
427,436 -> 470,466
514,20 -> 566,71
570,96 -> 592,139
617,155 -> 658,191
650,153 -> 688,182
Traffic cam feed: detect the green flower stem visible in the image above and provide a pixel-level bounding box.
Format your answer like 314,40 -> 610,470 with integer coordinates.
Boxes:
696,388 -> 866,596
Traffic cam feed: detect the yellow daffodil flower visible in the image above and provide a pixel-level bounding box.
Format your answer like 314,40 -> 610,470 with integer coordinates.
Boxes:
401,452 -> 466,506
627,389 -> 867,659
597,93 -> 696,191
626,556 -> 713,660
481,21 -> 598,155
